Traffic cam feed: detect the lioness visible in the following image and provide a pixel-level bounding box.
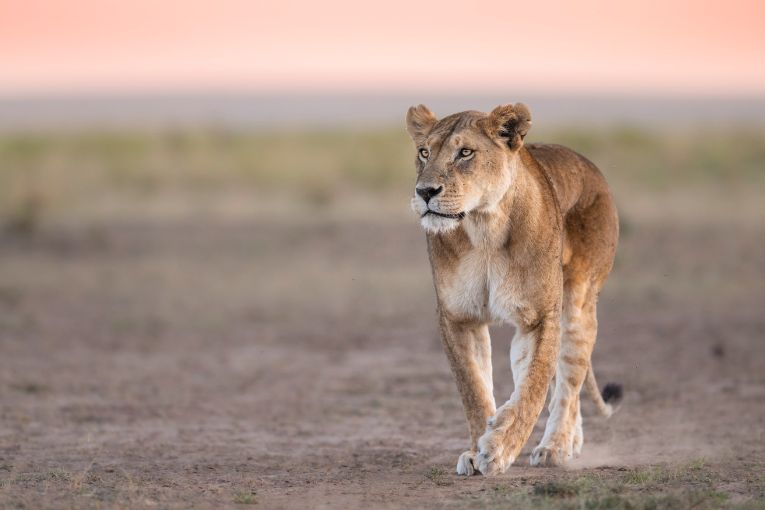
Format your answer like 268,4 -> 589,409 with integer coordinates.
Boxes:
406,103 -> 621,476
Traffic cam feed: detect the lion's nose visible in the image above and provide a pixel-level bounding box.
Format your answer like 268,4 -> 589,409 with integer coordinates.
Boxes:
416,186 -> 443,203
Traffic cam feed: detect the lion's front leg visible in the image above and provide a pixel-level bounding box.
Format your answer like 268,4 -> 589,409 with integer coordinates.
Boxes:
531,288 -> 598,466
439,315 -> 496,475
476,315 -> 559,475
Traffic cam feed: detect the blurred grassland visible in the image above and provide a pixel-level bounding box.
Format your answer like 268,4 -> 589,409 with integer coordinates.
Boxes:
1,125 -> 764,230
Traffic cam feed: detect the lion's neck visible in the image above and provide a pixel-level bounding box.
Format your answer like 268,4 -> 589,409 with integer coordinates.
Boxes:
462,153 -> 543,250
462,204 -> 511,249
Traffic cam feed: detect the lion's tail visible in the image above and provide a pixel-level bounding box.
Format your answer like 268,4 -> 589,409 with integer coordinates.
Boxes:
583,364 -> 623,418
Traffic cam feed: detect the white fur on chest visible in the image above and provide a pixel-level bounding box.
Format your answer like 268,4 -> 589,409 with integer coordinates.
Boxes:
439,247 -> 520,324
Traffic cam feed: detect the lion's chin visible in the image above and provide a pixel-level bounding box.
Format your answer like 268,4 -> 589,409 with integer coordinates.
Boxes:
420,213 -> 462,234
411,196 -> 465,234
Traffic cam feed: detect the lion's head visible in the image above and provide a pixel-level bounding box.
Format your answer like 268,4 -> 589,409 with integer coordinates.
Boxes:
405,103 -> 532,233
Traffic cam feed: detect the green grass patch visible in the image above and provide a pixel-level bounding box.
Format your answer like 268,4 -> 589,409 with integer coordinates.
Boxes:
532,480 -> 581,498
425,465 -> 453,486
621,460 -> 715,487
453,460 -> 762,510
234,489 -> 258,505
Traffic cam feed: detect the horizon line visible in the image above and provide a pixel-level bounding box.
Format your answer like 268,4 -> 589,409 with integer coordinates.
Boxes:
3,88 -> 765,101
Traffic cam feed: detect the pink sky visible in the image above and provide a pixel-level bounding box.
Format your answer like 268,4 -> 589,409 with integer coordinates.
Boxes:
1,0 -> 764,96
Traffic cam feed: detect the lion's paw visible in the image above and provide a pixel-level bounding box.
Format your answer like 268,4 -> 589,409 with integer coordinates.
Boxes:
475,428 -> 514,476
475,450 -> 510,476
530,444 -> 572,467
456,450 -> 478,476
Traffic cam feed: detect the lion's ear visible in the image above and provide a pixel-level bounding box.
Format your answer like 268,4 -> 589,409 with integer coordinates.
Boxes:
483,103 -> 532,150
406,104 -> 437,142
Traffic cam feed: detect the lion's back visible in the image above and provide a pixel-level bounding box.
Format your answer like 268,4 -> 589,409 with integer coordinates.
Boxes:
526,143 -> 612,216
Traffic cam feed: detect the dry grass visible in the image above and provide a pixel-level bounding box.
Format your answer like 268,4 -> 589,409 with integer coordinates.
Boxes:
1,125 -> 763,229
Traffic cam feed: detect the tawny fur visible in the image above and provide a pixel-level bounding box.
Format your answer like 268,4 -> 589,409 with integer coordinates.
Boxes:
406,103 -> 619,476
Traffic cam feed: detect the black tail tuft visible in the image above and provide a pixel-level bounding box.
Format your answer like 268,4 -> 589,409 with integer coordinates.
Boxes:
601,383 -> 623,404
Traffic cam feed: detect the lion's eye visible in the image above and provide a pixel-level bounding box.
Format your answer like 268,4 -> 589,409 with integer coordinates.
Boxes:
419,148 -> 430,159
459,148 -> 474,158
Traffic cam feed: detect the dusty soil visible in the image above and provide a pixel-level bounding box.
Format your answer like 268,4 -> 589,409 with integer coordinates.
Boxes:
1,211 -> 764,508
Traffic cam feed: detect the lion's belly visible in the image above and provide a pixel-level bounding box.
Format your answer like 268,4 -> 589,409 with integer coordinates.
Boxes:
439,250 -> 521,324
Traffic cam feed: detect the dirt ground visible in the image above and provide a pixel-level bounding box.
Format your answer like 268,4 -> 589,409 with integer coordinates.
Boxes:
1,200 -> 764,508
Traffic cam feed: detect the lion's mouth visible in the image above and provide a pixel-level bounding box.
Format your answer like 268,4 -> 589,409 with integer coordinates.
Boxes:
421,210 -> 466,220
